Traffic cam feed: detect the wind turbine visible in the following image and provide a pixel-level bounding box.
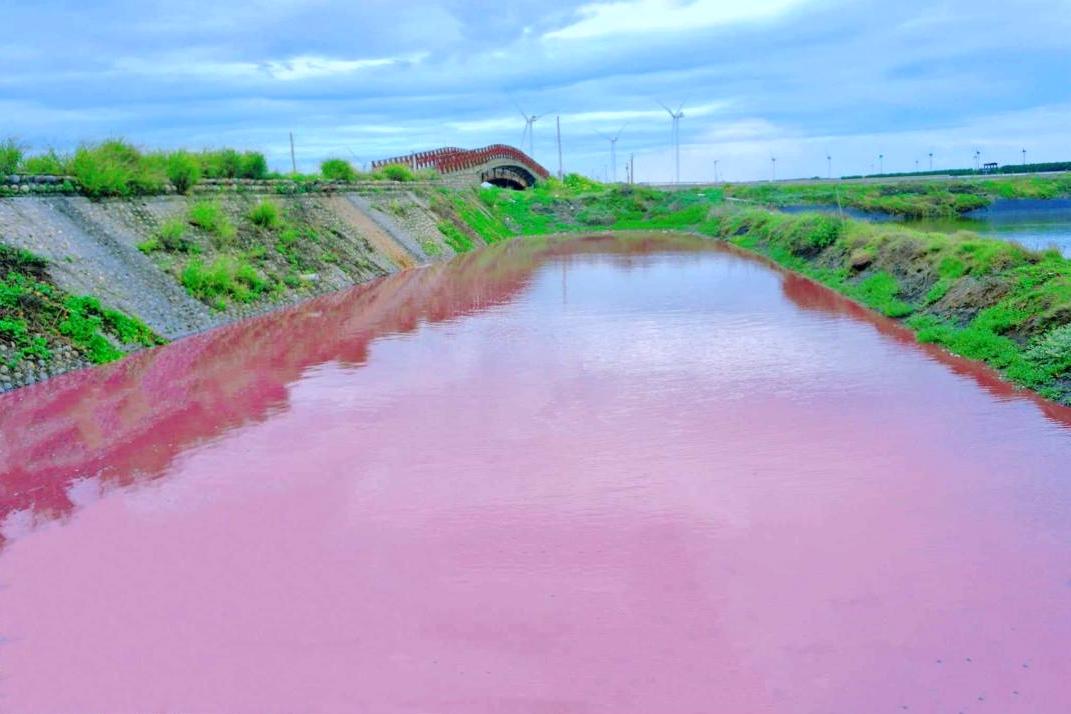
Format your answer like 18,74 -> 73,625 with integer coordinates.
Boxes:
928,151 -> 934,171
659,100 -> 686,184
597,124 -> 628,183
826,152 -> 832,179
514,100 -> 542,158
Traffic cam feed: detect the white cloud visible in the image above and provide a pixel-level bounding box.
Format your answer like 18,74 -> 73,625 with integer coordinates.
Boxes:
544,0 -> 813,40
113,52 -> 423,82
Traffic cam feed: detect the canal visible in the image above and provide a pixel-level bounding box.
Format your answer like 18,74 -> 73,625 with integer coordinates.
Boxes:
1,233 -> 1069,712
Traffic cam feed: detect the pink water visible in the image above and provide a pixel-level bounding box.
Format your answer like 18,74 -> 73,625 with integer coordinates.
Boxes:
2,234 -> 1071,713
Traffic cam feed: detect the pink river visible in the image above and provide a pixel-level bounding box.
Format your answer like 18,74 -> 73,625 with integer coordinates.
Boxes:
1,233 -> 1070,713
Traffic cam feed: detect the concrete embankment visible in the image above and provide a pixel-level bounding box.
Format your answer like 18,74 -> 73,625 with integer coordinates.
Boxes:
0,187 -> 472,391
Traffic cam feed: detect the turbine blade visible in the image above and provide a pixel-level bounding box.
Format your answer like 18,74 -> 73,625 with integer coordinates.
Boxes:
657,100 -> 674,117
510,96 -> 530,121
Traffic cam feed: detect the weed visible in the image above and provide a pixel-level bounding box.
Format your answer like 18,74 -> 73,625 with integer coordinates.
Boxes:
321,158 -> 358,182
166,150 -> 202,193
247,200 -> 282,230
188,201 -> 236,242
0,139 -> 22,174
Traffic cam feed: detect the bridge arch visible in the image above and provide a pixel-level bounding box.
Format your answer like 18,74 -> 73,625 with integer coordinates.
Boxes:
372,145 -> 550,190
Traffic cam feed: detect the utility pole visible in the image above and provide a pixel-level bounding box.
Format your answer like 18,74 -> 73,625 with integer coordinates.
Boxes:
289,132 -> 297,174
556,116 -> 563,180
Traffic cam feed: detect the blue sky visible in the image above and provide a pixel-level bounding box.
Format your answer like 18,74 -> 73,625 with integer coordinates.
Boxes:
2,0 -> 1069,181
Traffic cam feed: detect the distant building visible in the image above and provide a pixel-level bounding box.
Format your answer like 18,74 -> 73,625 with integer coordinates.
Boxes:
982,162 -> 999,174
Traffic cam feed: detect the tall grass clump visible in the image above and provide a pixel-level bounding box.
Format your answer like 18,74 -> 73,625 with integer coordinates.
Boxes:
247,200 -> 282,229
166,150 -> 202,193
20,149 -> 69,175
187,201 -> 236,241
198,149 -> 269,180
372,163 -> 416,182
0,139 -> 22,174
321,158 -> 358,182
181,257 -> 269,307
70,140 -> 166,197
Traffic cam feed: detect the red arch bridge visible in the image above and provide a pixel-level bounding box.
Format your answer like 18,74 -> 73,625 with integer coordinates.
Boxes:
371,145 -> 551,190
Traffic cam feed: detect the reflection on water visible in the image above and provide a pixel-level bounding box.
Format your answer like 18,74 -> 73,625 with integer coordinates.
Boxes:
911,198 -> 1071,255
2,233 -> 1070,713
781,199 -> 1071,256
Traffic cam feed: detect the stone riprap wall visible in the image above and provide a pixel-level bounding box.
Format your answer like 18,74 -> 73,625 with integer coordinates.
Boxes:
0,189 -> 464,392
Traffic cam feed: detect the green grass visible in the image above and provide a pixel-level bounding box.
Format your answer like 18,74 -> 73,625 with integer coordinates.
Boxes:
0,139 -> 22,175
722,175 -> 1071,218
19,149 -> 68,175
437,221 -> 475,253
188,201 -> 236,242
1,243 -> 163,366
167,150 -> 202,193
70,140 -> 167,198
247,200 -> 282,230
372,164 -> 418,182
181,257 -> 269,307
321,158 -> 359,182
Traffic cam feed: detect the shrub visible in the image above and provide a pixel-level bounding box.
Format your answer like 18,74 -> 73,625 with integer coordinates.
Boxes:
0,139 -> 22,175
166,150 -> 202,193
188,201 -> 236,241
137,237 -> 161,254
321,158 -> 357,182
247,200 -> 282,229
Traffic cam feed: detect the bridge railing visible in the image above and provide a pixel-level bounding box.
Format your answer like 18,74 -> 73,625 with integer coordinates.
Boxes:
371,145 -> 550,180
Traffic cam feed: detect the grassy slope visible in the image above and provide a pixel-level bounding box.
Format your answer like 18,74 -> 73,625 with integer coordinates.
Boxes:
722,174 -> 1071,218
1,244 -> 163,368
451,180 -> 1071,405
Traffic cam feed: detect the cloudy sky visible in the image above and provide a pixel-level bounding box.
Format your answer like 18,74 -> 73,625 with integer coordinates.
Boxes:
2,0 -> 1070,181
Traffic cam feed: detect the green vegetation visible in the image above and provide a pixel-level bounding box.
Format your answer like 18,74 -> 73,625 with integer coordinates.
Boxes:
197,149 -> 269,180
70,140 -> 167,198
722,174 -> 1071,218
440,177 -> 1070,403
181,257 -> 269,307
20,149 -> 68,175
166,150 -> 202,194
437,221 -> 475,253
247,200 -> 282,230
321,158 -> 359,182
188,200 -> 236,241
1,139 -> 24,174
0,243 -> 162,367
705,207 -> 1071,402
